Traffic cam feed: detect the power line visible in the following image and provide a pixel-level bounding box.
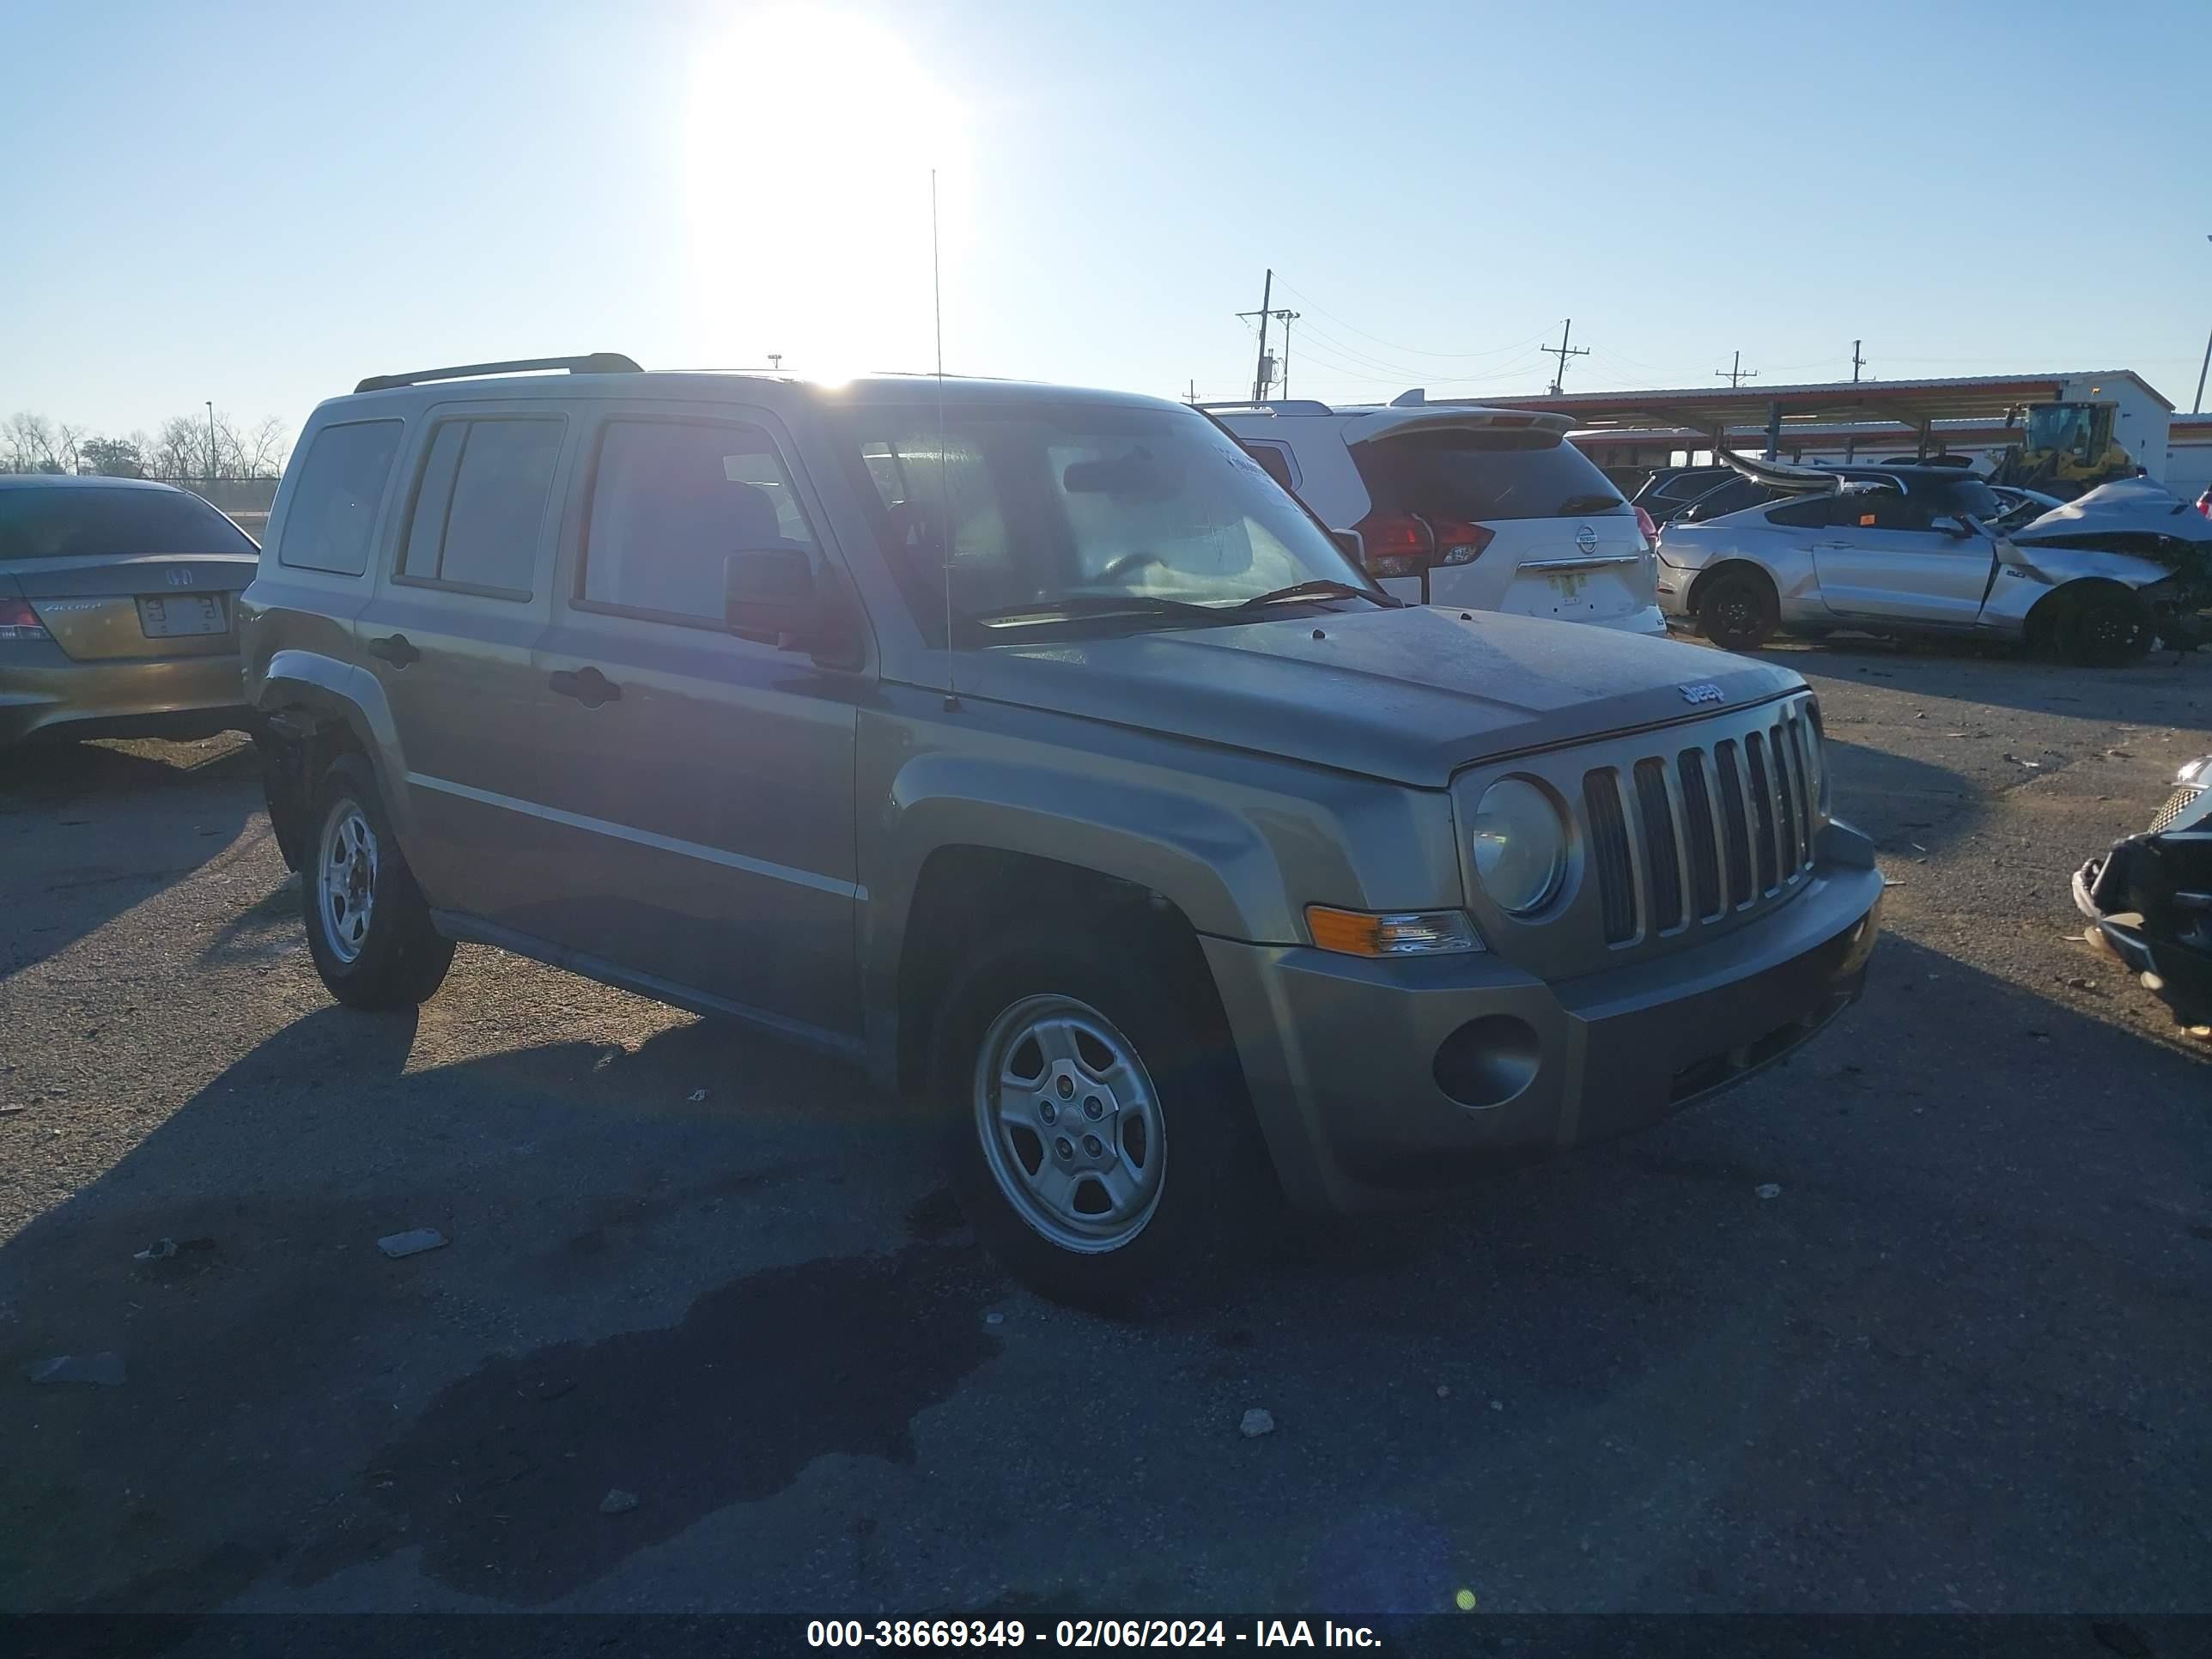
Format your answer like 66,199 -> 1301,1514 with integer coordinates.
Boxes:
1288,315 -> 1550,384
1287,335 -> 1550,389
1715,349 -> 1759,388
1267,274 -> 1553,361
1540,319 -> 1590,395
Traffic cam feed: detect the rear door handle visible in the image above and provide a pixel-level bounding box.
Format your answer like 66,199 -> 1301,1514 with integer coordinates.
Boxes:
365,633 -> 420,667
548,665 -> 623,708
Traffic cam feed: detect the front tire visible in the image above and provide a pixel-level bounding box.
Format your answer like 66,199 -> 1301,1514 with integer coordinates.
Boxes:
302,754 -> 454,1009
2055,587 -> 2154,665
1697,569 -> 1778,651
930,925 -> 1257,1305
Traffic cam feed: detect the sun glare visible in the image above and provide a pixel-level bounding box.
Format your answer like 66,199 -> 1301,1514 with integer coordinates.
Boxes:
684,10 -> 968,380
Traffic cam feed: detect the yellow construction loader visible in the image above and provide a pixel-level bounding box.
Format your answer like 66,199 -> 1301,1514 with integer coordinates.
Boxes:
1989,401 -> 2140,497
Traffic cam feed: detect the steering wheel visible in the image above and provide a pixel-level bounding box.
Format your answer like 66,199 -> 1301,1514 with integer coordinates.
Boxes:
1097,550 -> 1164,581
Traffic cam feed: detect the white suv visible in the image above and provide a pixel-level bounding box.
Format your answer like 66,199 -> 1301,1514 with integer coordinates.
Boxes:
1212,395 -> 1664,634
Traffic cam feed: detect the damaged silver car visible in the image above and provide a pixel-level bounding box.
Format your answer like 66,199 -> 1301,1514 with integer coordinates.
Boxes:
1656,463 -> 2212,662
2075,757 -> 2212,1026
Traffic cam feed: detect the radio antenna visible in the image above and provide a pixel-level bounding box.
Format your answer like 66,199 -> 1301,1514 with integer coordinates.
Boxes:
933,167 -> 958,711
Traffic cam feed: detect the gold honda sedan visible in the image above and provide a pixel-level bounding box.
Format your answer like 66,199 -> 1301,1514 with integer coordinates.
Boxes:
1,475 -> 261,748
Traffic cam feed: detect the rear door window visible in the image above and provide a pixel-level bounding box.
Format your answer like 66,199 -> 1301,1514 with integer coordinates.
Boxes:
397,417 -> 565,598
580,417 -> 820,627
1,485 -> 258,562
1353,428 -> 1626,523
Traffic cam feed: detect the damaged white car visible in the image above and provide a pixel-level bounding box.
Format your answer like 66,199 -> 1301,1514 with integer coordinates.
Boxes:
1656,462 -> 2212,664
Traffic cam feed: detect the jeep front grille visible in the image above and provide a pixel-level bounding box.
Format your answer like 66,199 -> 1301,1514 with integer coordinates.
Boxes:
1583,700 -> 1822,945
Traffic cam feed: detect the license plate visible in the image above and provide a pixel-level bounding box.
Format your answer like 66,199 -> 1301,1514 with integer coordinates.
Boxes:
1546,570 -> 1592,600
137,594 -> 228,638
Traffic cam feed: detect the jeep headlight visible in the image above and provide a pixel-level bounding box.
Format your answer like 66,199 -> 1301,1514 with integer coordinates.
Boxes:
1470,777 -> 1566,915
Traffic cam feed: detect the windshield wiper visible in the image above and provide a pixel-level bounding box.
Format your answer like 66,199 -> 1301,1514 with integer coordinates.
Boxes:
1555,493 -> 1626,515
1230,579 -> 1386,611
969,594 -> 1224,627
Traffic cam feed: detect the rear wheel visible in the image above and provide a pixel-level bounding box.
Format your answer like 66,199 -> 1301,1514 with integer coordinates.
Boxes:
930,924 -> 1258,1306
1696,569 -> 1778,651
2055,586 -> 2154,666
301,754 -> 454,1008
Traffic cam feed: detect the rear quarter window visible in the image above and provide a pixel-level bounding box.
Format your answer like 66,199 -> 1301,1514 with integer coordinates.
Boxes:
277,420 -> 404,575
0,486 -> 256,561
1353,429 -> 1626,523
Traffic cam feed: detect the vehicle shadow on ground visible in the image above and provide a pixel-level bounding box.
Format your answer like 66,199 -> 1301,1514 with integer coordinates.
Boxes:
1747,634 -> 2211,725
1187,930 -> 2210,1607
0,998 -> 970,1615
4,937 -> 2207,1615
1820,736 -> 1984,854
0,736 -> 262,980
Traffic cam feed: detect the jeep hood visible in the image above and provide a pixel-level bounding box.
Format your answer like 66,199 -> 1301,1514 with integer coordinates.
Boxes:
952,605 -> 1803,788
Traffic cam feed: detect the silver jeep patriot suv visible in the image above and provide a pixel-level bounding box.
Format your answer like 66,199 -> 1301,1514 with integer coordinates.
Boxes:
240,356 -> 1883,1298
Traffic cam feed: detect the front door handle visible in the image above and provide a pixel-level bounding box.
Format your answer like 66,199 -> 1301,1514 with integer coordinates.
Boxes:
365,633 -> 420,667
548,665 -> 623,708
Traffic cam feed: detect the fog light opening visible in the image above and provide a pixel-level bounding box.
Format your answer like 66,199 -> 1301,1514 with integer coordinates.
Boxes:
1431,1014 -> 1541,1110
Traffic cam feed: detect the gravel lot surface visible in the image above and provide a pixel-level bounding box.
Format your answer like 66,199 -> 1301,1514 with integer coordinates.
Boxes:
3,640 -> 2209,1620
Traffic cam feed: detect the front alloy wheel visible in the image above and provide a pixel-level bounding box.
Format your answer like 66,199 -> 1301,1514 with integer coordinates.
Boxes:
975,995 -> 1165,1254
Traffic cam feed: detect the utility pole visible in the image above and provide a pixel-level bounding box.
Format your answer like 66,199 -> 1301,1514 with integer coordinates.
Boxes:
768,353 -> 782,372
1715,350 -> 1759,389
1236,272 -> 1298,401
1279,312 -> 1300,398
2196,235 -> 2212,415
204,400 -> 216,483
1851,339 -> 1867,383
1239,270 -> 1273,403
1540,319 -> 1589,395
1187,378 -> 1198,405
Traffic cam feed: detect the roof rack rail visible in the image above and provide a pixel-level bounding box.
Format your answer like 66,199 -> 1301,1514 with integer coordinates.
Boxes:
1192,398 -> 1334,416
354,352 -> 641,395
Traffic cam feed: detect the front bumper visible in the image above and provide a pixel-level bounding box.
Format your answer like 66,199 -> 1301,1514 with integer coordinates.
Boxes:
1203,860 -> 1885,1212
2074,838 -> 2212,1019
0,644 -> 251,747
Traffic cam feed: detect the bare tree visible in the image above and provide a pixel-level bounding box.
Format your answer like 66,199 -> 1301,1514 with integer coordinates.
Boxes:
6,410 -> 295,480
152,416 -> 204,480
239,415 -> 289,477
3,412 -> 64,472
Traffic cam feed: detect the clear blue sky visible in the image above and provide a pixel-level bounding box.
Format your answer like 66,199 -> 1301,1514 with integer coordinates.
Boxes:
12,0 -> 2211,441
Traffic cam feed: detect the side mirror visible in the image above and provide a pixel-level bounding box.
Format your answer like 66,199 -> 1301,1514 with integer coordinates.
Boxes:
726,547 -> 821,637
1332,529 -> 1364,562
1937,518 -> 1976,539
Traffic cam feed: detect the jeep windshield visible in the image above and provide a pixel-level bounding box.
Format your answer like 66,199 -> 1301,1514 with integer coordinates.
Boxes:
833,400 -> 1382,638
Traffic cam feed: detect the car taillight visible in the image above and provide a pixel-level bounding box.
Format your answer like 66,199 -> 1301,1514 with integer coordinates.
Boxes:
1633,504 -> 1658,547
0,599 -> 50,641
2197,490 -> 2212,520
1351,510 -> 1436,578
1427,518 -> 1495,567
